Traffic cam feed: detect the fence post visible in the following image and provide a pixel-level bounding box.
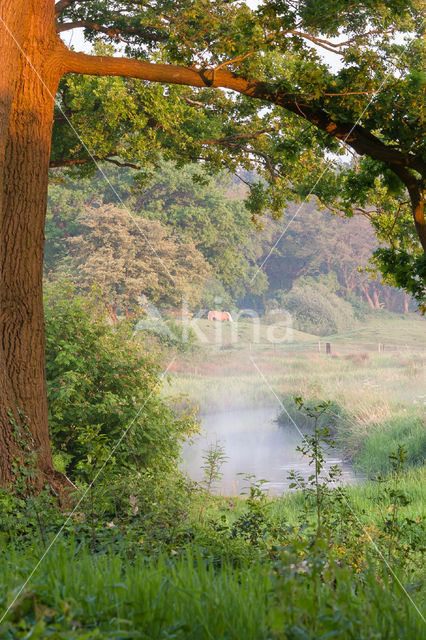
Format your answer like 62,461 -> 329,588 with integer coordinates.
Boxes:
326,342 -> 331,355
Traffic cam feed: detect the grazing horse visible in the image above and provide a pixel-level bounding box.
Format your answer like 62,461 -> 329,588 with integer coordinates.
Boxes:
208,310 -> 233,322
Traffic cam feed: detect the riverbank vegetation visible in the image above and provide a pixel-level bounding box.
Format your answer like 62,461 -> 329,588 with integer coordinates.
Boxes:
167,314 -> 425,475
0,408 -> 424,638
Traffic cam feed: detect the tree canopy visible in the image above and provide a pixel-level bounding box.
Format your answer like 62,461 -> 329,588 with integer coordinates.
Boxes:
47,163 -> 412,316
51,0 -> 425,303
48,202 -> 211,315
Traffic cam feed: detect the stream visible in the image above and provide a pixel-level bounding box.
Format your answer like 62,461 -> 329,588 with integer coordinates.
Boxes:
182,406 -> 359,495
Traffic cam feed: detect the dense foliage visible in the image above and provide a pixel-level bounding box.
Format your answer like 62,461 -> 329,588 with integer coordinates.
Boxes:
0,400 -> 424,638
51,1 -> 425,302
46,163 -> 414,328
51,203 -> 210,314
276,278 -> 355,335
44,283 -> 198,475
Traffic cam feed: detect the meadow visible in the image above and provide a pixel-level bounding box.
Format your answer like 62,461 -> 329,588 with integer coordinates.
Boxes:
166,313 -> 426,474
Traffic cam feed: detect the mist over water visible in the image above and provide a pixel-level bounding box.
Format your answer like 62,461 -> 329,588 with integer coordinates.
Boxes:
182,406 -> 359,495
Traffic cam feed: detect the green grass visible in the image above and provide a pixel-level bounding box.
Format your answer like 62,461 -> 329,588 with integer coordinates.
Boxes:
267,466 -> 426,525
198,467 -> 426,545
1,313 -> 424,639
0,542 -> 424,639
352,414 -> 426,475
0,458 -> 424,639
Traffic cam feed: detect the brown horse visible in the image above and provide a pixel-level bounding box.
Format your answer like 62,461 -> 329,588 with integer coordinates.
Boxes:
208,310 -> 233,322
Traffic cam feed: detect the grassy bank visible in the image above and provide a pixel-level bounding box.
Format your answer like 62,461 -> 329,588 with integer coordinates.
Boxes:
1,313 -> 423,639
0,542 -> 424,639
1,462 -> 424,639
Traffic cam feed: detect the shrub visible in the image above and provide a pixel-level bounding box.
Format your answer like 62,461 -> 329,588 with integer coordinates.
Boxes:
45,282 -> 198,477
135,314 -> 197,352
277,282 -> 355,335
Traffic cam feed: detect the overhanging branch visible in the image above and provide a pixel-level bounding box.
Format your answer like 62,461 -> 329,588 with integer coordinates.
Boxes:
61,49 -> 425,247
50,155 -> 141,169
62,50 -> 424,176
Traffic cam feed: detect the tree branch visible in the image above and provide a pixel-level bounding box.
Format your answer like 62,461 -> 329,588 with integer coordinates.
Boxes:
62,51 -> 424,174
183,96 -> 204,107
50,157 -> 91,168
50,155 -> 140,169
104,157 -> 140,169
56,20 -> 166,43
61,49 -> 425,245
55,0 -> 83,18
201,130 -> 273,146
267,28 -> 394,56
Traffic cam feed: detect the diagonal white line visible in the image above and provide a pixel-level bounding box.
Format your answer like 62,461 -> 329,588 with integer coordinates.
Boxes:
0,17 -> 182,623
0,15 -> 176,286
250,357 -> 305,440
250,355 -> 426,624
0,357 -> 177,625
250,73 -> 394,283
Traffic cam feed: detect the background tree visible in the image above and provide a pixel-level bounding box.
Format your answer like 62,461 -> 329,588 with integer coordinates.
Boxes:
0,0 -> 424,486
49,203 -> 210,317
47,164 -> 411,316
46,163 -> 268,303
257,202 -> 411,313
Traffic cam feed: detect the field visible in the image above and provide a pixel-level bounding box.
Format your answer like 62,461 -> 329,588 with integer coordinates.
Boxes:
165,313 -> 426,474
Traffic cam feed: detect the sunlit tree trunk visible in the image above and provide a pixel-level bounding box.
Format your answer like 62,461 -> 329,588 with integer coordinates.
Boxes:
403,293 -> 409,314
0,1 -> 69,490
372,287 -> 381,310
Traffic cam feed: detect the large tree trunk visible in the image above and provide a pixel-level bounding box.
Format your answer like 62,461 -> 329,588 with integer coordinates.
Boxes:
0,1 -> 69,490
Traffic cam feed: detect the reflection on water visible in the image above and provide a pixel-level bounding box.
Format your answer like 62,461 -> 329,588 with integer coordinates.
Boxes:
182,406 -> 359,495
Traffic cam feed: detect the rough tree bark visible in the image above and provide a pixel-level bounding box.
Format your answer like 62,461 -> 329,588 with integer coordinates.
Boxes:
0,0 -> 69,490
0,0 -> 424,488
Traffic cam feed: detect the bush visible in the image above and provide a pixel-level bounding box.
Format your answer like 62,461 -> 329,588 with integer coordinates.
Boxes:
279,282 -> 355,335
45,282 -> 198,477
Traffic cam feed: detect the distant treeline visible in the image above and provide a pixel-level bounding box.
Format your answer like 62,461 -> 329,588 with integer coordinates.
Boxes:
45,161 -> 412,329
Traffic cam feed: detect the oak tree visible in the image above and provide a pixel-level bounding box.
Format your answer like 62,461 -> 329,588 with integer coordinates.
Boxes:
0,0 -> 424,487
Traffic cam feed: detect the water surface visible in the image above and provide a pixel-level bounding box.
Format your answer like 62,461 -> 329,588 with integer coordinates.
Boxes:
182,406 -> 358,495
